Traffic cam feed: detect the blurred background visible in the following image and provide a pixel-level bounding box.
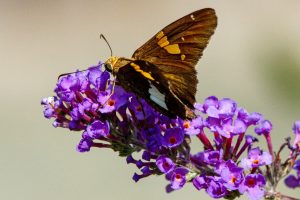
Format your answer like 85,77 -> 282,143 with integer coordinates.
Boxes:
1,0 -> 300,199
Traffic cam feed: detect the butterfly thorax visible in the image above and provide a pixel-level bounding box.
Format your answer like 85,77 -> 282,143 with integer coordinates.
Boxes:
104,56 -> 133,74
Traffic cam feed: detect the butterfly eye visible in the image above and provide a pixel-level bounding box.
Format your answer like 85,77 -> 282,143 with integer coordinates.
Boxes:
104,63 -> 113,72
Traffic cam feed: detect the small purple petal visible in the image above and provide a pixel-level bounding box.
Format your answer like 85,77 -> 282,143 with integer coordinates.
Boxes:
192,150 -> 221,166
194,103 -> 204,112
76,138 -> 93,153
293,121 -> 300,135
136,160 -> 144,168
255,120 -> 272,135
216,119 -> 233,138
206,106 -> 219,118
132,173 -> 140,182
292,122 -> 300,148
206,178 -> 228,198
156,156 -> 175,174
166,184 -> 175,193
98,71 -> 110,91
284,175 -> 300,189
294,160 -> 300,170
43,106 -> 55,118
218,98 -> 237,119
245,186 -> 265,200
126,155 -> 137,164
232,119 -> 247,134
203,96 -> 219,112
247,112 -> 263,126
86,120 -> 110,139
142,151 -> 151,161
193,175 -> 207,190
183,116 -> 204,136
87,65 -> 102,86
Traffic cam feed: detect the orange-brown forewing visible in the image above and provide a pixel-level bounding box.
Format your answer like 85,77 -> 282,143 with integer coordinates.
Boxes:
132,8 -> 217,108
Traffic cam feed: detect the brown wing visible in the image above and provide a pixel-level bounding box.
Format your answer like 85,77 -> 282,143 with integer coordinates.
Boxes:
132,8 -> 217,107
116,60 -> 196,119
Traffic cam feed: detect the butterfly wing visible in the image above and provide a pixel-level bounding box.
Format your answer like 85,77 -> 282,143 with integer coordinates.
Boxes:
132,8 -> 217,108
116,60 -> 195,119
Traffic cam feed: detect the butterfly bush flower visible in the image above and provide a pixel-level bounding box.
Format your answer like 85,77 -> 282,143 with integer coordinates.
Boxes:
42,62 -> 300,200
239,174 -> 266,200
86,120 -> 110,139
206,177 -> 228,198
220,160 -> 244,190
156,155 -> 175,173
193,175 -> 207,190
241,147 -> 272,170
168,167 -> 189,190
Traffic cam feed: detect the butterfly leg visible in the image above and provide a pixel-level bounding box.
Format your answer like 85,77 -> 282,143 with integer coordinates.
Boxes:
99,76 -> 117,108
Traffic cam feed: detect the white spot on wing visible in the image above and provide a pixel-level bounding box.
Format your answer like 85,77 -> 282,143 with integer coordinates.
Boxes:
116,111 -> 123,122
190,14 -> 195,20
148,82 -> 167,109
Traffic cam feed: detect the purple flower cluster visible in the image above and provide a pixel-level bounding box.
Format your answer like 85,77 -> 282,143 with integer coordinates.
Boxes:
150,96 -> 273,199
41,62 -> 191,156
42,62 -> 300,200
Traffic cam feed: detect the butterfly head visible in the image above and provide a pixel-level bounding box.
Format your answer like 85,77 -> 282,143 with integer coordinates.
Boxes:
104,56 -> 119,74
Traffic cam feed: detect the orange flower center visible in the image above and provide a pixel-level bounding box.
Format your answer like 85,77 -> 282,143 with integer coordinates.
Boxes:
108,99 -> 115,106
175,174 -> 182,180
247,178 -> 255,187
230,176 -> 237,184
136,106 -> 142,111
253,159 -> 259,165
163,162 -> 170,169
183,121 -> 190,129
169,137 -> 177,144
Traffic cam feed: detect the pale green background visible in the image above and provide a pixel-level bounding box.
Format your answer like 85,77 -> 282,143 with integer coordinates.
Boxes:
1,0 -> 300,199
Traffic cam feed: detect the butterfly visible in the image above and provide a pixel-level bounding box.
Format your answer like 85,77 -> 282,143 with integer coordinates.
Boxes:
104,8 -> 217,119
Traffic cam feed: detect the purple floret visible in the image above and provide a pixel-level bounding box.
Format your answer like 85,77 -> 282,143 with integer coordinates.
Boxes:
86,120 -> 110,139
156,156 -> 175,174
219,160 -> 244,190
241,147 -> 272,169
169,167 -> 189,190
193,175 -> 207,190
239,174 -> 266,200
255,120 -> 272,136
76,137 -> 93,153
192,150 -> 221,166
284,175 -> 300,189
162,127 -> 184,148
206,177 -> 228,198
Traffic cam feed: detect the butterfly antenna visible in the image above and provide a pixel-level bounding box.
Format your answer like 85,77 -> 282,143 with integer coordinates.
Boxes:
59,35 -> 110,80
100,34 -> 113,57
57,68 -> 92,80
58,35 -> 111,80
